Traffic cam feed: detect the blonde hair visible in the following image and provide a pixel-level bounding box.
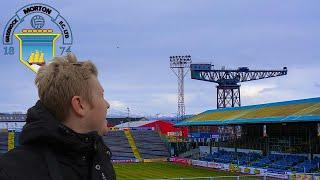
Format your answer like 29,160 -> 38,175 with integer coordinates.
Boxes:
35,53 -> 98,121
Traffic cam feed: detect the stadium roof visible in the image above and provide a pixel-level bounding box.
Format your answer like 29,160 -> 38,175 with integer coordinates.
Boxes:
175,97 -> 320,126
115,120 -> 158,128
107,117 -> 148,127
0,113 -> 26,122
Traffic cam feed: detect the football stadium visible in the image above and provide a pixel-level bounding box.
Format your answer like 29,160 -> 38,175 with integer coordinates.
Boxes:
1,96 -> 320,179
1,1 -> 320,180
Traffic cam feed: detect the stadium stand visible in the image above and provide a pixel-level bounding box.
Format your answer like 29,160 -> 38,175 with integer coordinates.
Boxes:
131,129 -> 170,159
0,131 -> 8,154
103,130 -> 136,160
200,150 -> 320,173
176,97 -> 320,174
251,154 -> 282,168
267,155 -> 306,172
200,150 -> 261,165
293,157 -> 320,173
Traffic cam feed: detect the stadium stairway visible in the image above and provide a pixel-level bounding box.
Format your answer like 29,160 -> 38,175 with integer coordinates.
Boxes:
123,129 -> 142,161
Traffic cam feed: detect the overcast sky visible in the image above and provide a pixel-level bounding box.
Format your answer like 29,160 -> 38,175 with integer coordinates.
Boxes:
0,0 -> 319,117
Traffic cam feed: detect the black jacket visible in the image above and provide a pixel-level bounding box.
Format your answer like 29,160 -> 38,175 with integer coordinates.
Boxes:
0,100 -> 116,180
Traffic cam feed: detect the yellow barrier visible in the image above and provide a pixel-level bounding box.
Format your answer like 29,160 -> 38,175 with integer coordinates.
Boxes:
7,131 -> 15,151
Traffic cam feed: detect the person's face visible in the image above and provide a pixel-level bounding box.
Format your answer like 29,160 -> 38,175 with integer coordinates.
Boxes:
85,76 -> 110,134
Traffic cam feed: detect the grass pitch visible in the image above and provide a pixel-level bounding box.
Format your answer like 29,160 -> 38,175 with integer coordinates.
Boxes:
113,162 -> 261,180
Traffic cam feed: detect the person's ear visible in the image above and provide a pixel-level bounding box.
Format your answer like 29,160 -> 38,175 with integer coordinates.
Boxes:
70,96 -> 87,117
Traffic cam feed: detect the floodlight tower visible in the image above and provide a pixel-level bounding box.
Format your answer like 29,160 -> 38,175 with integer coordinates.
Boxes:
170,55 -> 192,121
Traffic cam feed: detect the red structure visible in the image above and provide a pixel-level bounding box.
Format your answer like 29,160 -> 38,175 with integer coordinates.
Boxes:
140,120 -> 188,138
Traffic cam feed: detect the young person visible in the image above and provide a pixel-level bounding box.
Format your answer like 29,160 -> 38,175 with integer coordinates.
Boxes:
0,53 -> 116,180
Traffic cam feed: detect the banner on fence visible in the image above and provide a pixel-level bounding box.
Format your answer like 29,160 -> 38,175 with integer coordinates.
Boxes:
169,157 -> 192,165
207,162 -> 222,169
192,160 -> 208,167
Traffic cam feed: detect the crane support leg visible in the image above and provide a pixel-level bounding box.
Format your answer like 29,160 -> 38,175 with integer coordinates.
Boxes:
217,85 -> 241,109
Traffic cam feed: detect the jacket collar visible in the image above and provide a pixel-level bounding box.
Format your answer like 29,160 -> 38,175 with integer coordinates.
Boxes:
19,100 -> 102,154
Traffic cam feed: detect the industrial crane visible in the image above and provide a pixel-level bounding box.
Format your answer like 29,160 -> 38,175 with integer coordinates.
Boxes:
190,64 -> 288,108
